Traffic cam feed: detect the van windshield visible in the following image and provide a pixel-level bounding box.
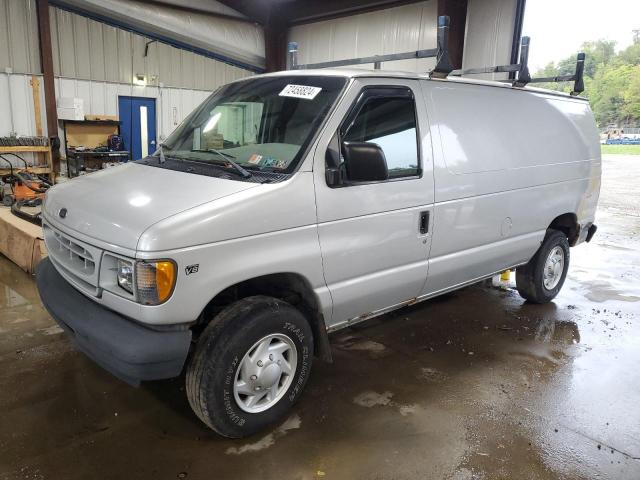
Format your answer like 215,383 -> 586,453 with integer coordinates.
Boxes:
158,75 -> 347,174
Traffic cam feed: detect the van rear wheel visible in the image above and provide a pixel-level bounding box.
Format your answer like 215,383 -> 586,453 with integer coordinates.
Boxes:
516,230 -> 570,304
185,296 -> 313,438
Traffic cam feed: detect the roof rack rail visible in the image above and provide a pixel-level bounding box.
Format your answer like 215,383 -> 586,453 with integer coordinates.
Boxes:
449,37 -> 528,79
293,15 -> 453,72
525,52 -> 585,96
289,14 -> 585,96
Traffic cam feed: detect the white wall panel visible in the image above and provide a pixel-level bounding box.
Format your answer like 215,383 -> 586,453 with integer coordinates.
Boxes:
0,72 -> 46,165
72,14 -> 91,79
102,24 -> 119,83
462,0 -> 517,80
55,9 -> 77,78
288,1 -> 439,73
0,0 -> 40,74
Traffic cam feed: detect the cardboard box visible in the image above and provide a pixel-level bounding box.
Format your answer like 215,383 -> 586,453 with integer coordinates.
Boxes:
57,106 -> 84,121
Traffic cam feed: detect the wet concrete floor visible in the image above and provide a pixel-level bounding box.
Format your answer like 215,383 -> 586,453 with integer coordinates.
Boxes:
1,155 -> 639,479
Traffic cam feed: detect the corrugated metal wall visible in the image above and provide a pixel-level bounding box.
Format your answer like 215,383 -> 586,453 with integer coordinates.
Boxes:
0,0 -> 41,74
462,0 -> 517,80
288,1 -> 439,73
48,7 -> 252,90
0,0 -> 255,165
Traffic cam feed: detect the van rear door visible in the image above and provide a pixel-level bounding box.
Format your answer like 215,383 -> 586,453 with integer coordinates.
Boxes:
313,78 -> 435,329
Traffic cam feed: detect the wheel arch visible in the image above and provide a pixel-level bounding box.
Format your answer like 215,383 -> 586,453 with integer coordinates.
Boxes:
197,272 -> 332,362
548,212 -> 580,246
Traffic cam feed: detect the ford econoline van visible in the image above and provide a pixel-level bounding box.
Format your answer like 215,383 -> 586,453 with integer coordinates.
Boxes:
36,69 -> 600,437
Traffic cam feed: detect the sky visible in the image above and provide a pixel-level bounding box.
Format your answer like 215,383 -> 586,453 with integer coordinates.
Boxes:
522,0 -> 640,71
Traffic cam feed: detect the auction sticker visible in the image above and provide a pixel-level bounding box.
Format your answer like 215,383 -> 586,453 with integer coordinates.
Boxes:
248,154 -> 262,164
279,84 -> 322,100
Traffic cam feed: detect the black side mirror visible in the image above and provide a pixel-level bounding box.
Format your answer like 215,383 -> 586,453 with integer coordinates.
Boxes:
343,142 -> 388,182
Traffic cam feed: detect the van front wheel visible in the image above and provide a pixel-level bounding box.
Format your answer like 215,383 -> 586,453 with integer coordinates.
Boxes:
516,230 -> 570,304
186,296 -> 313,438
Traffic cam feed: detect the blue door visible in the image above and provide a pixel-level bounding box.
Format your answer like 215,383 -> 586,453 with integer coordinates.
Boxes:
118,96 -> 157,161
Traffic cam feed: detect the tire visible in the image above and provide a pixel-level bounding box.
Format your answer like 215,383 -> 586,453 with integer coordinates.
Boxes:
516,230 -> 570,303
186,295 -> 313,438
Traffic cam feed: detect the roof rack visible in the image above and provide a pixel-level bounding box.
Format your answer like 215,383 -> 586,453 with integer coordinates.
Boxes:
290,15 -> 585,96
291,15 -> 454,74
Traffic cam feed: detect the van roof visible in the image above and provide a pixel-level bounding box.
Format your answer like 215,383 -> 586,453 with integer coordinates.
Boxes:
251,68 -> 588,101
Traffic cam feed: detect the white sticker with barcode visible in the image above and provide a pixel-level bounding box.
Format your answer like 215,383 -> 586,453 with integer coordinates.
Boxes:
279,84 -> 322,100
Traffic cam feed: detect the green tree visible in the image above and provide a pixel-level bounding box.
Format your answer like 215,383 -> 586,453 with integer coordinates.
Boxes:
622,66 -> 640,120
531,37 -> 640,127
580,40 -> 616,77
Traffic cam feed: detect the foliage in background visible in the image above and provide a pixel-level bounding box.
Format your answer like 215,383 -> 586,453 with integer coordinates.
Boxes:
534,37 -> 640,128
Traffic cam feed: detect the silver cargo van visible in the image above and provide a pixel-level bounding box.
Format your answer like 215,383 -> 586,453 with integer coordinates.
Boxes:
36,69 -> 600,437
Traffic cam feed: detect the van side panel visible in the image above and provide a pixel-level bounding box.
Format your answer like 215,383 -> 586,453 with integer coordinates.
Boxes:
421,81 -> 601,295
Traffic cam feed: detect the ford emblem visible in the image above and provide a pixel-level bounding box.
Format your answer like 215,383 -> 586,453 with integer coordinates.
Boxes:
59,208 -> 67,219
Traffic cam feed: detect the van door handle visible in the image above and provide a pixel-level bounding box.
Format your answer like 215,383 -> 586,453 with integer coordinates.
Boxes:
419,211 -> 430,234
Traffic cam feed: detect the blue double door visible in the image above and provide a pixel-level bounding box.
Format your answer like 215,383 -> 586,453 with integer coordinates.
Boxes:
118,96 -> 157,161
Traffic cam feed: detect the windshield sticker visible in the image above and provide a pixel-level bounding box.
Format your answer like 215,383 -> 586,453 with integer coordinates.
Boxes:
279,84 -> 322,100
248,154 -> 262,164
261,157 -> 278,167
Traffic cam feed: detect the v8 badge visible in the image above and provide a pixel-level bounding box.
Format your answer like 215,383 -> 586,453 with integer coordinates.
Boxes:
185,264 -> 199,275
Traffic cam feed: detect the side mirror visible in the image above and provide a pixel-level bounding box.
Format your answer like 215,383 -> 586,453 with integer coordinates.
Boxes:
343,142 -> 388,182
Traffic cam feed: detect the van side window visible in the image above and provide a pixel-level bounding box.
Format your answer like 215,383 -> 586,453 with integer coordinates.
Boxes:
343,94 -> 419,179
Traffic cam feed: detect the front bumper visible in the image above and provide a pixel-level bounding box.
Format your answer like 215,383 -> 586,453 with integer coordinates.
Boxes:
36,258 -> 192,386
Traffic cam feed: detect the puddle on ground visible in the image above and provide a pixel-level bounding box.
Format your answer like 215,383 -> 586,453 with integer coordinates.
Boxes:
225,414 -> 301,455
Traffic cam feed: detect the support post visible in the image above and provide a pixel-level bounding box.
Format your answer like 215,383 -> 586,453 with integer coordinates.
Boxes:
571,53 -> 585,96
513,36 -> 531,87
437,0 -> 468,69
265,19 -> 288,72
431,16 -> 454,78
36,0 -> 59,174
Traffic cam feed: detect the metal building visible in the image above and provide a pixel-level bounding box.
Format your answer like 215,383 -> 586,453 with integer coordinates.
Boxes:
0,0 -> 525,169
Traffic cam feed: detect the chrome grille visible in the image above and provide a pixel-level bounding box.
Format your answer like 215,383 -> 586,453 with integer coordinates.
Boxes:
43,223 -> 103,295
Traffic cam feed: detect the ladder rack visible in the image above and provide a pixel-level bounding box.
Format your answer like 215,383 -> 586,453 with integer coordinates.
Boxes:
290,15 -> 585,96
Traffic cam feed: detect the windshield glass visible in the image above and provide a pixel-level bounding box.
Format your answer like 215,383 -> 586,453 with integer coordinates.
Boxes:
159,75 -> 347,174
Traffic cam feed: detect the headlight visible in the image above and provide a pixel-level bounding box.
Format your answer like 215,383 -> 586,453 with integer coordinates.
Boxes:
135,260 -> 177,305
116,259 -> 134,293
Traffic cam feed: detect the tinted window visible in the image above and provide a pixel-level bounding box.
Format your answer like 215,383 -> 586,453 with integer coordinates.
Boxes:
343,96 -> 419,178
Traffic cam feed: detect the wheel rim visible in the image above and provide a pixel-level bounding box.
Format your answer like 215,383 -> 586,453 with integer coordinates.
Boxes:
543,246 -> 565,290
233,333 -> 297,414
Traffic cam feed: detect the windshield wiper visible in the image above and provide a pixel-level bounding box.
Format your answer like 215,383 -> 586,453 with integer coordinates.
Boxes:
207,148 -> 252,179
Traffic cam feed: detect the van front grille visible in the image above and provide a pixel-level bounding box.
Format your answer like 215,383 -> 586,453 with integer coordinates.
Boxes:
43,224 -> 103,296
51,230 -> 96,274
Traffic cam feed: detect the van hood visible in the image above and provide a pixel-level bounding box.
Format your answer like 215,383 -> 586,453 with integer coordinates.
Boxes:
43,163 -> 259,250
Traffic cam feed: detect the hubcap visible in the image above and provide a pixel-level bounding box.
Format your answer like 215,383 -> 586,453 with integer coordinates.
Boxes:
543,246 -> 565,290
233,333 -> 297,413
